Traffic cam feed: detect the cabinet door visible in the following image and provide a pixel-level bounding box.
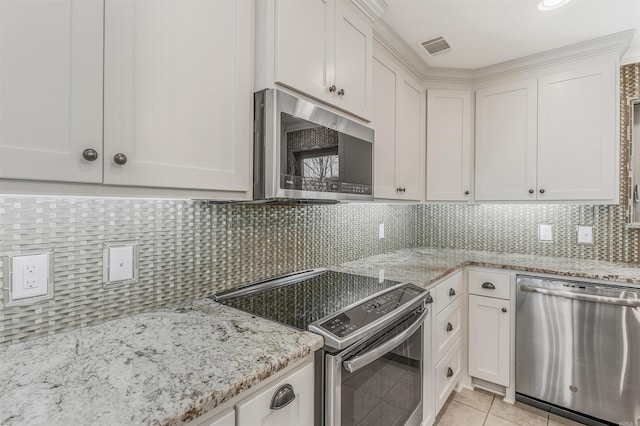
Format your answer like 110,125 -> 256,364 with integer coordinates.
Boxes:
372,57 -> 398,199
0,0 -> 103,183
468,295 -> 510,386
274,0 -> 333,104
426,90 -> 472,201
537,63 -> 617,201
236,362 -> 314,426
475,80 -> 537,201
395,76 -> 424,201
333,1 -> 372,120
103,0 -> 252,193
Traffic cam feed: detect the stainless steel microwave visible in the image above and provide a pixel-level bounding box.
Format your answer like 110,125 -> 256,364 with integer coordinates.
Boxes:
253,89 -> 374,203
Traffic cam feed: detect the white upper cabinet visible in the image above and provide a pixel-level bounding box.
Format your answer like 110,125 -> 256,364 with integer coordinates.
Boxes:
332,1 -> 372,118
372,46 -> 424,201
475,57 -> 618,203
475,80 -> 538,201
537,63 -> 617,201
272,0 -> 332,103
426,90 -> 473,201
0,0 -> 103,183
259,0 -> 373,120
103,0 -> 252,192
0,0 -> 252,198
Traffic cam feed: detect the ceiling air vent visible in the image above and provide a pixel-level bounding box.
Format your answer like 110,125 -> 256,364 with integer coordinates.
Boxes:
420,36 -> 451,56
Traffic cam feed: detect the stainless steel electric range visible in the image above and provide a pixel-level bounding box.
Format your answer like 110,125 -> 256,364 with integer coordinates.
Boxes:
214,268 -> 431,426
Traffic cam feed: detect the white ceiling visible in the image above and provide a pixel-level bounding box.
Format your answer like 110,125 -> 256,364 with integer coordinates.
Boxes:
381,0 -> 640,69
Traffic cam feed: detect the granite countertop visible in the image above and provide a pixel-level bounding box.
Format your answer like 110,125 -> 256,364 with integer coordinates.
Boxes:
3,247 -> 640,426
331,247 -> 640,289
0,299 -> 323,426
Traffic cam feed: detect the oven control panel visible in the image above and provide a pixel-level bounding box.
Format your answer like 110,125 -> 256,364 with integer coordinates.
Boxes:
317,284 -> 424,339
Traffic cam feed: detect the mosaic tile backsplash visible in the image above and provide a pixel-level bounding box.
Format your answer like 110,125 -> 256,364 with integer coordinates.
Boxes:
0,199 -> 417,345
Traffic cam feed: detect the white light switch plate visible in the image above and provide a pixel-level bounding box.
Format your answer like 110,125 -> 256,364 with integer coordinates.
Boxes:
379,223 -> 385,239
538,224 -> 554,242
577,226 -> 594,244
103,242 -> 138,285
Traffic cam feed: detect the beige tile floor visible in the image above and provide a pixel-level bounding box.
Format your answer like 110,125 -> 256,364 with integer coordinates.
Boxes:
436,388 -> 586,426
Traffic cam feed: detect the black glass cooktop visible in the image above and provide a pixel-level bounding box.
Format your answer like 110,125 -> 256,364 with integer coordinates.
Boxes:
215,270 -> 409,331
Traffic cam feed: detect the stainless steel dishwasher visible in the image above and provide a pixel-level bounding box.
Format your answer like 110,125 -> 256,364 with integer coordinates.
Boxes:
516,275 -> 640,426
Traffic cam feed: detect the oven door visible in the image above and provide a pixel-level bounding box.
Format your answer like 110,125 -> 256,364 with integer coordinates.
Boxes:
325,307 -> 427,426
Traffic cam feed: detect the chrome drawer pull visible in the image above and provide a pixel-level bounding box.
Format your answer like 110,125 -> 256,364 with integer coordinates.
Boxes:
446,322 -> 453,332
446,367 -> 454,378
270,384 -> 296,410
449,288 -> 456,296
481,282 -> 496,290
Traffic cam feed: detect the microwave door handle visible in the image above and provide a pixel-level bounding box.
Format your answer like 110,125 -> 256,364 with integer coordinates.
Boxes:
342,309 -> 427,374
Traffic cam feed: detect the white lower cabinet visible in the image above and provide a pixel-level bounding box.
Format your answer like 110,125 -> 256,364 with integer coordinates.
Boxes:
468,269 -> 512,388
235,361 -> 314,426
433,297 -> 462,362
468,295 -> 510,387
187,357 -> 314,426
196,408 -> 235,426
435,339 -> 462,414
428,272 -> 465,421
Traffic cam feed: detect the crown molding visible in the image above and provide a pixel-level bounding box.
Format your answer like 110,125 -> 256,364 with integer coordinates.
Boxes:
473,29 -> 635,83
351,0 -> 388,21
372,20 -> 430,80
423,67 -> 474,85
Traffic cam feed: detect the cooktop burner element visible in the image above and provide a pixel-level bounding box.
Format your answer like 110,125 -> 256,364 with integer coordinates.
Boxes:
214,269 -> 429,350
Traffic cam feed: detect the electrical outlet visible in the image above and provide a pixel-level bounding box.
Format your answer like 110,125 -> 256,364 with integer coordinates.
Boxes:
379,269 -> 385,283
577,226 -> 594,244
379,222 -> 385,239
538,224 -> 554,242
9,253 -> 51,302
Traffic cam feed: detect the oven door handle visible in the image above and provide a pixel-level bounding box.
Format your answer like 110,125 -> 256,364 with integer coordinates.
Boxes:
342,309 -> 427,374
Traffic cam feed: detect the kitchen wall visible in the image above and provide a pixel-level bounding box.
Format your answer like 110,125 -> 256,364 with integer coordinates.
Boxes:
0,199 -> 417,345
418,204 -> 639,262
2,63 -> 639,347
418,63 -> 640,264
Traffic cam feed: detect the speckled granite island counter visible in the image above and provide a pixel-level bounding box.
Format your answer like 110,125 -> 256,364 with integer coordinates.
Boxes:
0,299 -> 323,426
331,247 -> 640,288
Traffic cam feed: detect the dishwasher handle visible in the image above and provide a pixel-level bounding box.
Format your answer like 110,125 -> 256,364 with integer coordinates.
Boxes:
342,308 -> 427,373
520,284 -> 640,307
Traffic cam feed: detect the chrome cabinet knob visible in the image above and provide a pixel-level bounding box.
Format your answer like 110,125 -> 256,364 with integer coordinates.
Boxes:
337,88 -> 345,96
82,148 -> 98,162
446,367 -> 454,378
502,307 -> 507,313
396,187 -> 406,193
446,322 -> 453,332
481,282 -> 496,290
529,189 -> 535,194
464,190 -> 470,195
329,85 -> 337,93
539,189 -> 545,194
449,288 -> 456,296
113,153 -> 128,165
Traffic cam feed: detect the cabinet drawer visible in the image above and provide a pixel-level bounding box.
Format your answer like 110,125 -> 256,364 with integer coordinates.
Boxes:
435,271 -> 464,313
433,297 -> 462,363
235,361 -> 314,426
435,339 -> 462,414
468,270 -> 511,300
